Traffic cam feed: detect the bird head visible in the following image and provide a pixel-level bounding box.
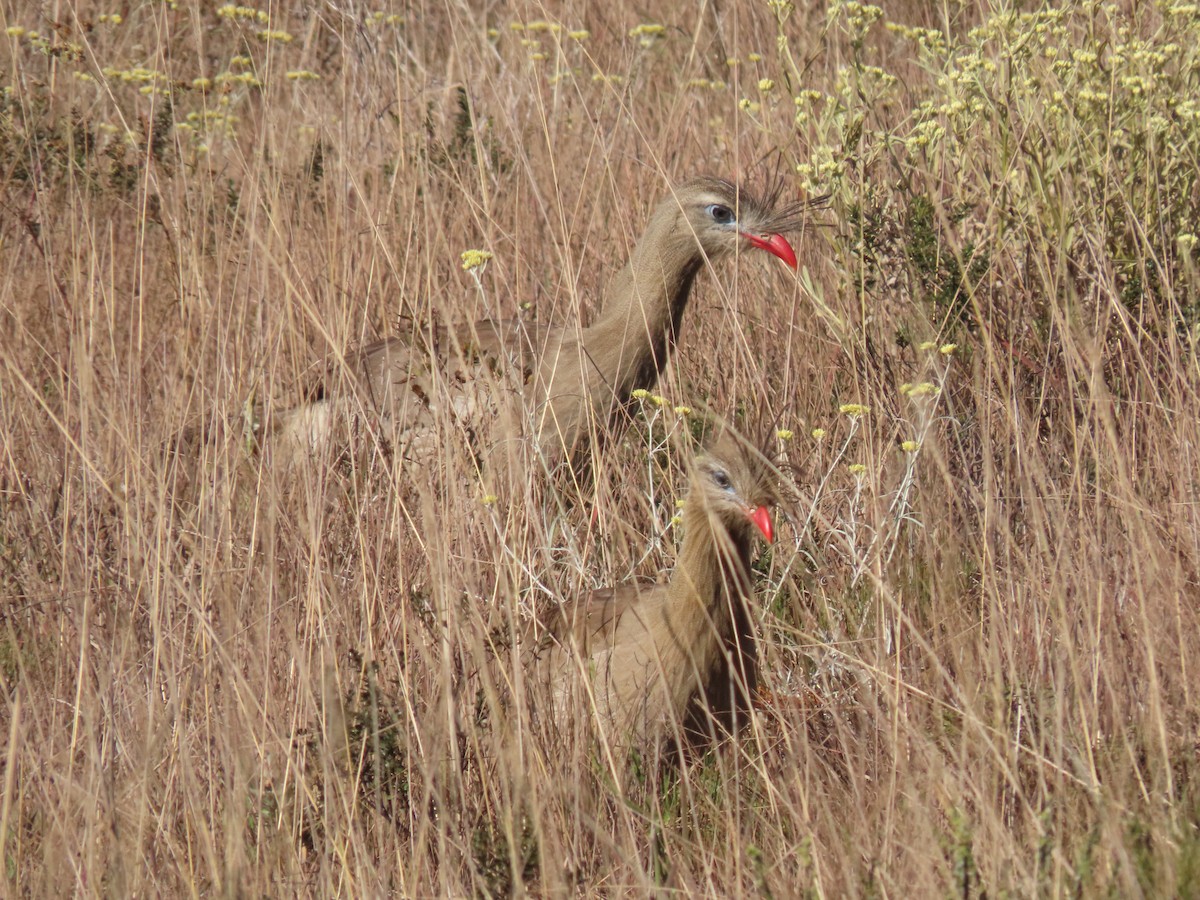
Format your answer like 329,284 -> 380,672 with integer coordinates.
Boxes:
668,177 -> 818,270
691,430 -> 778,544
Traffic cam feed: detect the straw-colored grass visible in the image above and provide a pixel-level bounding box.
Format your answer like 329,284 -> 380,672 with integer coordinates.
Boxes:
2,0 -> 1199,894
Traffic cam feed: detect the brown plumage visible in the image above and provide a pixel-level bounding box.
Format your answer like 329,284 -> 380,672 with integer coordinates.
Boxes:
277,178 -> 816,468
533,430 -> 778,751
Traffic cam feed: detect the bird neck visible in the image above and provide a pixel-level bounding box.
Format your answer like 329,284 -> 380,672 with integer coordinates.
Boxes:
667,505 -> 754,648
584,210 -> 704,396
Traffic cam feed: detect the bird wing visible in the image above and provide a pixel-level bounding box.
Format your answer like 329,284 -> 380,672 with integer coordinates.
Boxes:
353,315 -> 551,402
452,317 -> 556,378
286,315 -> 558,465
536,579 -> 665,657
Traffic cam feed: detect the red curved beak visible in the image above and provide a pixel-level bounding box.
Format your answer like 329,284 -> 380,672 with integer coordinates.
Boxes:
749,505 -> 774,543
742,232 -> 797,269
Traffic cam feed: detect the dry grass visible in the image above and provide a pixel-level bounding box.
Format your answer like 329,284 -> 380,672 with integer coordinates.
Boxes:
3,0 -> 1200,895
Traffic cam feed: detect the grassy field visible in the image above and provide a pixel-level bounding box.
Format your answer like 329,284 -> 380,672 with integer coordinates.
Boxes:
3,0 -> 1200,895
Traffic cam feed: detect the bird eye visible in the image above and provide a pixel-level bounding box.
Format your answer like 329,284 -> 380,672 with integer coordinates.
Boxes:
707,204 -> 734,225
712,469 -> 733,490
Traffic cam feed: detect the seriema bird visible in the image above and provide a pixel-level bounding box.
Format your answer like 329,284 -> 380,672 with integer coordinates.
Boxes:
532,430 -> 778,752
276,178 -> 816,469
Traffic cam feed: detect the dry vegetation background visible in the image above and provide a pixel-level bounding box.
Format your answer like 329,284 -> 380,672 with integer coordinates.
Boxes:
3,0 -> 1200,895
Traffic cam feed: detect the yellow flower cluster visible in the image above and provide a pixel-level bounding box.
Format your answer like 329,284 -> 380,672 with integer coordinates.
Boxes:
628,390 -> 681,411
102,66 -> 164,84
460,249 -> 494,271
629,23 -> 666,38
836,1 -> 883,37
630,23 -> 666,47
217,4 -> 269,23
215,70 -> 262,87
794,145 -> 845,193
883,22 -> 946,53
182,108 -> 239,139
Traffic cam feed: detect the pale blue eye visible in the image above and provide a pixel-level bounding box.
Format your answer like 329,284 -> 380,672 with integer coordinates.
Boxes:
707,204 -> 734,225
